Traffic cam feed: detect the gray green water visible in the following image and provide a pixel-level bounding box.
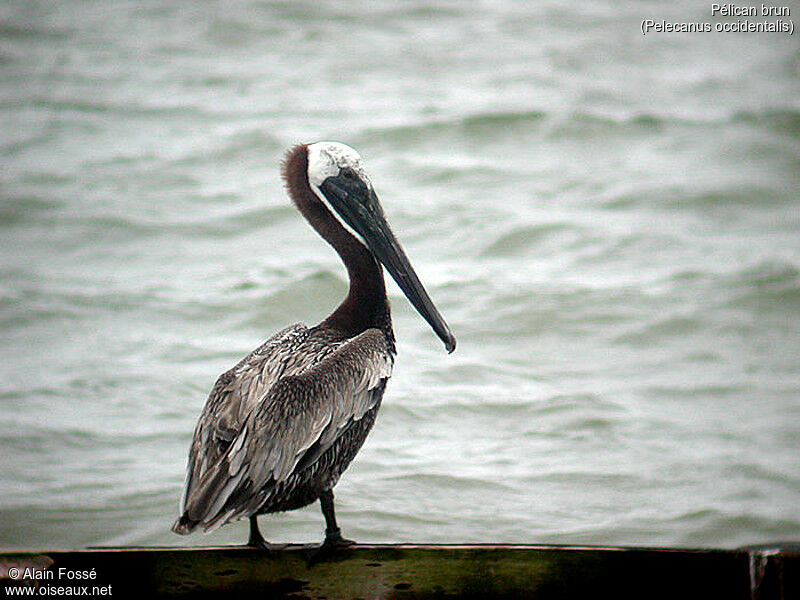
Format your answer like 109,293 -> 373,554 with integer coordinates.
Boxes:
1,0 -> 799,551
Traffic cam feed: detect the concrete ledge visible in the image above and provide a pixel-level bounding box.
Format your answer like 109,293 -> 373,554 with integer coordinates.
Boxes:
1,543 -> 798,599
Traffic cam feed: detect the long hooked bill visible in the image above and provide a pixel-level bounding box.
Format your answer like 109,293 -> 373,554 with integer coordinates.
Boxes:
319,177 -> 456,353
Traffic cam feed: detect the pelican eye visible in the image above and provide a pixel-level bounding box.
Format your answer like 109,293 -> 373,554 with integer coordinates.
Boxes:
340,168 -> 359,181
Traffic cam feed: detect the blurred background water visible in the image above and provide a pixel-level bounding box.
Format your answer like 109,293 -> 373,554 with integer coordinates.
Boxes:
1,0 -> 799,551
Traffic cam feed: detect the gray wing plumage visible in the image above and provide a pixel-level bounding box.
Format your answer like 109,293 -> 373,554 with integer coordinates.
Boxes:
176,327 -> 393,532
178,323 -> 312,515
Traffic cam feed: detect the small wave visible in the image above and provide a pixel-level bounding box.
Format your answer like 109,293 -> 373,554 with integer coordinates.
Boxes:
481,222 -> 582,258
383,472 -> 512,492
727,259 -> 800,288
645,384 -> 743,400
0,195 -> 60,227
0,22 -> 72,41
234,269 -> 345,329
431,359 -> 538,388
16,203 -> 295,245
671,186 -> 794,210
266,269 -> 345,300
734,107 -> 800,138
603,183 -> 795,212
0,130 -> 57,156
545,111 -> 671,139
63,213 -> 163,236
720,461 -> 799,488
383,397 -> 539,423
357,107 -> 749,154
615,314 -> 705,346
533,393 -> 622,416
651,259 -> 800,311
719,259 -> 800,308
348,508 -> 448,527
693,188 -> 795,208
168,129 -> 282,166
546,106 -> 800,142
15,97 -> 220,120
0,423 -> 180,452
357,109 -> 547,145
179,204 -> 296,238
676,510 -> 800,548
528,471 -> 639,487
460,109 -> 547,130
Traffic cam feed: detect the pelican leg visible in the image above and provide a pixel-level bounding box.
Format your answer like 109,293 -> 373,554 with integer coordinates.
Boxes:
306,490 -> 355,564
320,489 -> 355,548
247,516 -> 285,552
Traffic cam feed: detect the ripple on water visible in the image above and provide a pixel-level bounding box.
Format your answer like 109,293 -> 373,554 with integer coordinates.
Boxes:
734,108 -> 800,139
480,222 -> 585,258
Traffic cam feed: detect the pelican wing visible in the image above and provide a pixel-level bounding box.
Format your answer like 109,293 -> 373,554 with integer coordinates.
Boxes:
180,328 -> 393,531
179,323 -> 314,514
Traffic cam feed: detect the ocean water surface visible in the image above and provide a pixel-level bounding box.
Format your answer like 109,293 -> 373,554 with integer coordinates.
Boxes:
1,0 -> 799,550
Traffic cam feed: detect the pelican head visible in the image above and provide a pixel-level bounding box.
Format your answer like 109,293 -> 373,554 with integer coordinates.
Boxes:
305,141 -> 456,353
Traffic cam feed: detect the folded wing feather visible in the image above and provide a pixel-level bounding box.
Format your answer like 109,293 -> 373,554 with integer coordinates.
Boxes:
181,328 -> 392,531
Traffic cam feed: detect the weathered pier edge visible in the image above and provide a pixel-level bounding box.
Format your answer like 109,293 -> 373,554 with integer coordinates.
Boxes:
1,543 -> 797,599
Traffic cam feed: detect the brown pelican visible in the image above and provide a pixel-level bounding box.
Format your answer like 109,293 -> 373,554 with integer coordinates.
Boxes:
172,142 -> 455,551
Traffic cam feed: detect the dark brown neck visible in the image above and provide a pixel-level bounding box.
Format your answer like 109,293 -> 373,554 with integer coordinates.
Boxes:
282,145 -> 394,346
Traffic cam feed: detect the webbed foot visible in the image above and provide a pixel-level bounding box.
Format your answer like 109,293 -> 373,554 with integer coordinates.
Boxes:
306,528 -> 356,564
322,527 -> 356,549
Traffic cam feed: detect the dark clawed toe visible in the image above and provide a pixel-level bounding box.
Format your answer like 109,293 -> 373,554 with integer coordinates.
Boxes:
326,534 -> 356,548
323,527 -> 356,550
305,534 -> 357,564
